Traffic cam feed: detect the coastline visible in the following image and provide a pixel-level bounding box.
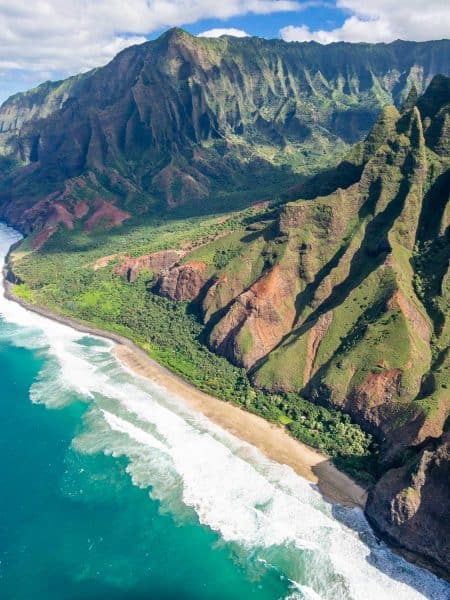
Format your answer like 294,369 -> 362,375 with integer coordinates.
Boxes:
2,276 -> 367,509
114,343 -> 368,508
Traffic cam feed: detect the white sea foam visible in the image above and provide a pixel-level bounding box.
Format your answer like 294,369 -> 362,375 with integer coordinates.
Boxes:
1,222 -> 448,600
101,409 -> 168,453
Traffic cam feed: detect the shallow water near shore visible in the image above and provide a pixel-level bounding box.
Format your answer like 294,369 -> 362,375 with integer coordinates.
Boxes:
0,223 -> 448,600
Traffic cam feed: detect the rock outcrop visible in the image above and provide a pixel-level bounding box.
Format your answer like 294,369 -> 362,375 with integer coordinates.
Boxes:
155,261 -> 208,301
115,250 -> 184,282
366,432 -> 450,576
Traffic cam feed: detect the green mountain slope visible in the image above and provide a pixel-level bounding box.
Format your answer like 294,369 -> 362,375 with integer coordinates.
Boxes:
149,75 -> 449,459
0,31 -> 449,235
152,76 -> 450,572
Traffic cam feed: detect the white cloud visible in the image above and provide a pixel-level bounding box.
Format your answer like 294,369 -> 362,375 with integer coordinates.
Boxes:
280,0 -> 450,44
0,0 -> 299,75
198,28 -> 250,38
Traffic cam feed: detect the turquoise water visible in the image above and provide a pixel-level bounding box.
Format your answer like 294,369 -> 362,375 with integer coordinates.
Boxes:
0,224 -> 448,600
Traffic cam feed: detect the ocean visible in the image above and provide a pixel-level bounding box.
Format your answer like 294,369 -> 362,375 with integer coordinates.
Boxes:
0,223 -> 448,600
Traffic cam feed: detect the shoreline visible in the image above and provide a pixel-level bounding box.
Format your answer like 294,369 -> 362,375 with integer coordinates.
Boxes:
114,343 -> 368,507
2,276 -> 367,508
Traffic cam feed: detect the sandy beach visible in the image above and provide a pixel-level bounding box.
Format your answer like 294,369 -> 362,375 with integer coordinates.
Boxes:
3,275 -> 367,509
114,343 -> 368,508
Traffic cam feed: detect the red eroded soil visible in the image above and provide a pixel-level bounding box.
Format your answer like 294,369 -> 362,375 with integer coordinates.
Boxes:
85,200 -> 130,232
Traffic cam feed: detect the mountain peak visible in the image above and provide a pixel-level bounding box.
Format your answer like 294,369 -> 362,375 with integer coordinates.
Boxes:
157,27 -> 193,44
0,38 -> 449,230
417,74 -> 450,119
401,84 -> 418,112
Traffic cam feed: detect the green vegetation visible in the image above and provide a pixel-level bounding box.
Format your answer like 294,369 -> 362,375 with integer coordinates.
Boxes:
2,33 -> 448,227
40,209 -> 258,259
9,81 -> 449,484
13,282 -> 34,302
1,38 -> 449,575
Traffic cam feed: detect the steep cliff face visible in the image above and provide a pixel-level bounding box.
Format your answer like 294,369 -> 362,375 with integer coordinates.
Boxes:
155,261 -> 209,301
180,83 -> 449,463
209,262 -> 300,368
366,432 -> 450,576
1,31 -> 449,237
114,250 -> 184,282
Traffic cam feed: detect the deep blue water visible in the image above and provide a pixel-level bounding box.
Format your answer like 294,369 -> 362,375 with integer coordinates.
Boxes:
0,223 -> 448,600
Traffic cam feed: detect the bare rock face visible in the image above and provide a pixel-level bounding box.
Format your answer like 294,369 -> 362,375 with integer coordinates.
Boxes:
209,264 -> 298,368
343,368 -> 403,435
115,250 -> 183,282
366,432 -> 450,577
303,311 -> 333,383
155,261 -> 208,301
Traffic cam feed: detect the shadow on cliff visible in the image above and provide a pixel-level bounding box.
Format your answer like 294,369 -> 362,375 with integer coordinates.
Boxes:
26,143 -> 363,258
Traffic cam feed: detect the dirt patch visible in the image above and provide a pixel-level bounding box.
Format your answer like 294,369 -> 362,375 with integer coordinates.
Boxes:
74,200 -> 89,218
52,203 -> 74,230
32,226 -> 58,250
387,290 -> 431,344
92,254 -> 119,271
85,200 -> 130,232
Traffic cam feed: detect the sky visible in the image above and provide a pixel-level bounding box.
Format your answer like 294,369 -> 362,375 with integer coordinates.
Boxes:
0,0 -> 449,103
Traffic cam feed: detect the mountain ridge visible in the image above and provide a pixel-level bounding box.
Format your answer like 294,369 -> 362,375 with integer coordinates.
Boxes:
1,31 -> 450,237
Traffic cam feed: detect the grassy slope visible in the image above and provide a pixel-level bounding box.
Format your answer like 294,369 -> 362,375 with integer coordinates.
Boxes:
219,104 -> 449,465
